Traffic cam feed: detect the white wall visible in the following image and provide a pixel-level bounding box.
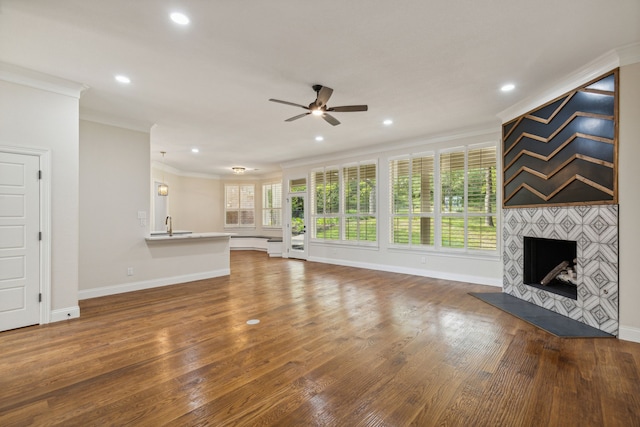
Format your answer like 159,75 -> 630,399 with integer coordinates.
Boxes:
79,120 -> 150,290
79,120 -> 231,296
282,130 -> 503,286
0,75 -> 81,318
150,167 -> 223,233
618,62 -> 640,342
178,175 -> 223,232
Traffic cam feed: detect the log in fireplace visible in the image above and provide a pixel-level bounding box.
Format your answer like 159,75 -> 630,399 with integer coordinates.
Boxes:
523,236 -> 577,300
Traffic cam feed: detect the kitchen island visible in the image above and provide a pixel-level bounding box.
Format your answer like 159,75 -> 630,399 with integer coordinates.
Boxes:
143,232 -> 234,284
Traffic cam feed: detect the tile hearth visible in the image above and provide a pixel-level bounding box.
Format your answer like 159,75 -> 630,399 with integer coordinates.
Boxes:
502,205 -> 619,335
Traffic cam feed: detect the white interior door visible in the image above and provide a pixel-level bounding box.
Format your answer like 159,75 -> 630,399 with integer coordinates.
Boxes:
0,152 -> 40,331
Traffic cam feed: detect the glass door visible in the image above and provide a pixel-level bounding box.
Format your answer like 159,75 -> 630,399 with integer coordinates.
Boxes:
288,194 -> 307,259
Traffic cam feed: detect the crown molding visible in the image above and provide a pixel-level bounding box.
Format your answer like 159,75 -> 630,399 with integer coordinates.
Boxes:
618,41 -> 640,66
0,61 -> 87,98
151,161 -> 221,180
497,43 -> 640,123
80,109 -> 153,133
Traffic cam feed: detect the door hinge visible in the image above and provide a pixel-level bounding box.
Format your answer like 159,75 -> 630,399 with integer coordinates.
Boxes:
38,170 -> 42,180
39,232 -> 42,241
39,293 -> 42,302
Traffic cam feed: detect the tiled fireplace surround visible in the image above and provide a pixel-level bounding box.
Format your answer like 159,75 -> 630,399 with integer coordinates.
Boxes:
502,204 -> 619,335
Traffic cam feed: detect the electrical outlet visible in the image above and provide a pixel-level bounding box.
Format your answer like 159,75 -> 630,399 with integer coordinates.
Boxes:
127,267 -> 134,276
420,256 -> 426,264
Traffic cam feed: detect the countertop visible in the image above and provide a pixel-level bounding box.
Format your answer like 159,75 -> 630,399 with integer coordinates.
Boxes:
145,232 -> 235,242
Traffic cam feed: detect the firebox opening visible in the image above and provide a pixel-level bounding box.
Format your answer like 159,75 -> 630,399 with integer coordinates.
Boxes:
523,236 -> 578,300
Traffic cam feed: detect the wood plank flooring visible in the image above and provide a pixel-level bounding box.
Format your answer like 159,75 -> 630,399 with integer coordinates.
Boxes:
1,251 -> 639,426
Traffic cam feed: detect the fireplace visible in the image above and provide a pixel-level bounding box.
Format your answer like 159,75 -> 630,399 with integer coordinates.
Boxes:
502,205 -> 619,335
523,237 -> 577,300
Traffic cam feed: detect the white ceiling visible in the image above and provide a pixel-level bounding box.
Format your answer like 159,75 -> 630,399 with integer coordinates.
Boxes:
1,1 -> 638,176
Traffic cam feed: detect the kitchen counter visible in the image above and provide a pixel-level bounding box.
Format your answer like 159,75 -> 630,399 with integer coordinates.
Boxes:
145,231 -> 235,242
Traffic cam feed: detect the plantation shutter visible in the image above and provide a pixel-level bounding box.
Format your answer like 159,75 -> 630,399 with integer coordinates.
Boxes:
413,155 -> 434,245
326,168 -> 339,214
360,163 -> 376,215
467,146 -> 497,250
390,158 -> 409,244
440,150 -> 465,248
225,185 -> 239,226
262,183 -> 282,227
344,165 -> 358,215
440,151 -> 465,214
312,170 -> 325,215
239,184 -> 255,226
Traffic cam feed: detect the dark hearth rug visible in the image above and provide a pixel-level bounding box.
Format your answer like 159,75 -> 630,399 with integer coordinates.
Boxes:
469,292 -> 614,338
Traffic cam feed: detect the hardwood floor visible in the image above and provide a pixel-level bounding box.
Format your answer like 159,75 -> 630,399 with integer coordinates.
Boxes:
1,251 -> 639,426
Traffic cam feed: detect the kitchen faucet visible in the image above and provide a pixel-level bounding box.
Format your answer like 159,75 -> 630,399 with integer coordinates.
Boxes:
165,215 -> 173,236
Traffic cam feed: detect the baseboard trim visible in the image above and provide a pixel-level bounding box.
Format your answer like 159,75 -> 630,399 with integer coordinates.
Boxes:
50,306 -> 80,323
78,269 -> 230,300
618,325 -> 640,343
231,247 -> 267,252
308,256 -> 502,287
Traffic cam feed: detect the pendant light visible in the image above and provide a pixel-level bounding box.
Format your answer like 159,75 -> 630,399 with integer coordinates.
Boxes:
158,151 -> 169,196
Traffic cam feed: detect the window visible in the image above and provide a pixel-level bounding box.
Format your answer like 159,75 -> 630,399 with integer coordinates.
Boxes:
344,163 -> 377,242
390,154 -> 434,246
225,184 -> 255,227
311,168 -> 340,240
440,146 -> 497,250
311,162 -> 377,243
262,182 -> 282,228
440,151 -> 466,248
390,144 -> 497,252
466,146 -> 497,250
289,177 -> 306,193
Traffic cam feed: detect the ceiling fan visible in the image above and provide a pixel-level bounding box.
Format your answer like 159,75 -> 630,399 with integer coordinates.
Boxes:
269,84 -> 368,126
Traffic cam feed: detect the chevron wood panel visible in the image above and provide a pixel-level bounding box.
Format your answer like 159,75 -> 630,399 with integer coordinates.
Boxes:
503,69 -> 618,208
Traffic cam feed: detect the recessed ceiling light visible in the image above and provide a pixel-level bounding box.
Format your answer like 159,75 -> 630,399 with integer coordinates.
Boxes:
114,75 -> 131,84
170,12 -> 190,25
383,119 -> 393,126
315,136 -> 324,142
191,148 -> 199,153
501,83 -> 515,92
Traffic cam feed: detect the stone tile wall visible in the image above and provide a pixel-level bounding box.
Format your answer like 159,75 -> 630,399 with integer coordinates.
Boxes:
503,204 -> 619,335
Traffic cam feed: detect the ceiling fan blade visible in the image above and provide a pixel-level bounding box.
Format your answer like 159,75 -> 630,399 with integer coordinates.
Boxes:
269,98 -> 309,110
315,86 -> 333,107
327,105 -> 368,112
285,112 -> 310,122
322,113 -> 340,126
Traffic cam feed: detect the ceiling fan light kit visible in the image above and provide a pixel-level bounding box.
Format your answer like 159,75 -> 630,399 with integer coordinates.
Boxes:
269,84 -> 368,126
